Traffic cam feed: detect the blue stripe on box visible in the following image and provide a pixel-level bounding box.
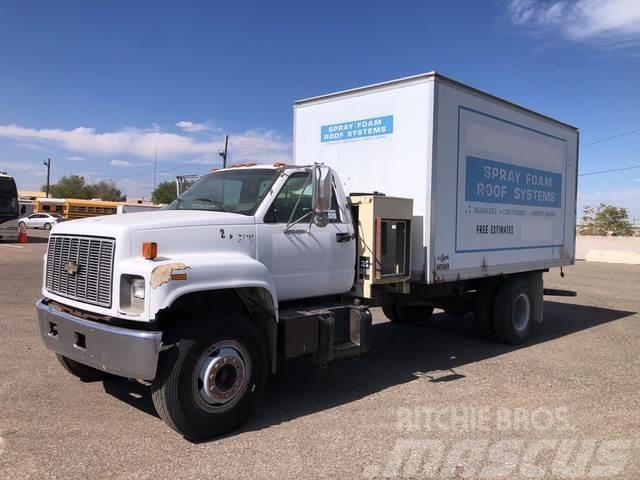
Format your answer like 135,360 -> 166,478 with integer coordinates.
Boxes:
465,156 -> 562,208
321,115 -> 393,143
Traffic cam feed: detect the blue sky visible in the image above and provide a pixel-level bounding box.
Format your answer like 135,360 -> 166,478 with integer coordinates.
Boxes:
0,0 -> 639,220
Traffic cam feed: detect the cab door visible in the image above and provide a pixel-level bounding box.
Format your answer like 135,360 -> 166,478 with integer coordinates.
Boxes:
256,171 -> 355,302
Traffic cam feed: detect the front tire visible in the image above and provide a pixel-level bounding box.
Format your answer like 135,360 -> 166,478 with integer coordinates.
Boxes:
56,354 -> 107,382
151,312 -> 267,441
44,222 -> 52,230
493,276 -> 533,345
18,221 -> 25,229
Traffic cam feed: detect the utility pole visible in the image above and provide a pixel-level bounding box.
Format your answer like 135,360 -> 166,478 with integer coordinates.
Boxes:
43,158 -> 51,198
218,134 -> 229,168
153,145 -> 158,203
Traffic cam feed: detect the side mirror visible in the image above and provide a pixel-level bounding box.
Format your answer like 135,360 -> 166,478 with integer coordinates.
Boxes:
312,164 -> 332,227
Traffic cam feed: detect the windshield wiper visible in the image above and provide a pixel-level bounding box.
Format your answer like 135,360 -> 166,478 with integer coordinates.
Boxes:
194,198 -> 231,212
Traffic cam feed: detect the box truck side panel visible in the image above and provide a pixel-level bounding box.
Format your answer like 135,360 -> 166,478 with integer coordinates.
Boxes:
430,79 -> 578,283
294,78 -> 435,278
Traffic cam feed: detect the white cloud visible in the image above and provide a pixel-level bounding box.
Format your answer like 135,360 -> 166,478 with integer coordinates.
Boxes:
0,160 -> 44,173
175,121 -> 212,133
507,0 -> 640,46
0,123 -> 291,165
110,159 -> 133,167
15,142 -> 45,150
66,155 -> 85,162
109,159 -> 151,167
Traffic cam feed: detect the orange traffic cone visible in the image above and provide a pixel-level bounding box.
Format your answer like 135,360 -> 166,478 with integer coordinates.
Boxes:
18,223 -> 28,243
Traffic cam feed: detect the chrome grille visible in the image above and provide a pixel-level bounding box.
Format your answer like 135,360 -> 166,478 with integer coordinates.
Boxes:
45,235 -> 115,308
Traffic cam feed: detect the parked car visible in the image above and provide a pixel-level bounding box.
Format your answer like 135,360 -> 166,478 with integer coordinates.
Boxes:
18,212 -> 62,230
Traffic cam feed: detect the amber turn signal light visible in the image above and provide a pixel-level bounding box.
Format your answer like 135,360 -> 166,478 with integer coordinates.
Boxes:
142,242 -> 158,260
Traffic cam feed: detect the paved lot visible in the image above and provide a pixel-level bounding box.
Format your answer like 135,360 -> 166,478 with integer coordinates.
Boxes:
1,232 -> 639,479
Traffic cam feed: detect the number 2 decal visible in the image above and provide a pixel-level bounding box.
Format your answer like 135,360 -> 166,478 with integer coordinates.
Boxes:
219,228 -> 226,239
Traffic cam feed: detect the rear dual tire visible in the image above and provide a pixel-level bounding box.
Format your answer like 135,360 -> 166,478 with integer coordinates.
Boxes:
474,274 -> 540,345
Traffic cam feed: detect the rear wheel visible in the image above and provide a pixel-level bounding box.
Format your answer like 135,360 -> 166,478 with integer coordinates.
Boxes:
56,354 -> 108,382
493,276 -> 533,345
151,311 -> 267,441
383,294 -> 434,325
473,279 -> 500,340
18,221 -> 25,229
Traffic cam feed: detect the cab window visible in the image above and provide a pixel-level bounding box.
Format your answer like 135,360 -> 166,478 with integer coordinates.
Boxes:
265,172 -> 342,223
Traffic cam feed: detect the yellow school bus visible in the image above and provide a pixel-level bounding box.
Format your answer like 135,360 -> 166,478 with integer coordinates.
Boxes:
35,198 -> 66,215
64,199 -> 121,220
36,198 -> 122,219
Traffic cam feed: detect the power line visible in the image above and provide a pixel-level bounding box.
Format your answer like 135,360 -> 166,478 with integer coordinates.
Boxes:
579,164 -> 640,177
103,163 -> 201,178
581,127 -> 640,148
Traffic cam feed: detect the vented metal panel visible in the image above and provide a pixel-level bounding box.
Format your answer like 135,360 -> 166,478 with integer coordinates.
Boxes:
379,220 -> 409,277
45,235 -> 115,307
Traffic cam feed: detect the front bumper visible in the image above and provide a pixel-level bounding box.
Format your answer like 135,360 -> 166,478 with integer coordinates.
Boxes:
36,299 -> 162,380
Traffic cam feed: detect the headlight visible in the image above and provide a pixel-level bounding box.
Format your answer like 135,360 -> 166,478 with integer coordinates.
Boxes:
132,278 -> 145,299
120,275 -> 145,313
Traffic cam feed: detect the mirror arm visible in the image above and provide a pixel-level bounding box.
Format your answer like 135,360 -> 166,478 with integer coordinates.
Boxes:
283,172 -> 313,233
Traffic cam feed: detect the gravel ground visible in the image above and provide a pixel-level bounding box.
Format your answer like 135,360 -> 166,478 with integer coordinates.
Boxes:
1,231 -> 638,479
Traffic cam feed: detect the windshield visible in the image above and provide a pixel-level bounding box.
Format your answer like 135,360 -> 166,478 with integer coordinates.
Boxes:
168,168 -> 279,215
0,176 -> 18,215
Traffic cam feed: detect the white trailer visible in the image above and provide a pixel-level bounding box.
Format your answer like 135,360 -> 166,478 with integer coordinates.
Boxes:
294,72 -> 578,284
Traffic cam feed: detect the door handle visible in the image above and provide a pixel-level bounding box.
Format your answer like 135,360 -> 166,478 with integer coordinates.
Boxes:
336,232 -> 354,243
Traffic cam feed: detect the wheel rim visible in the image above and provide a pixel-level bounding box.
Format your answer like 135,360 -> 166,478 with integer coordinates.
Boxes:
512,292 -> 531,332
195,340 -> 250,411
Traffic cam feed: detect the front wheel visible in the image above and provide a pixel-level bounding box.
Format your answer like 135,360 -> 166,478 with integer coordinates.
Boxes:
18,221 -> 25,229
44,222 -> 52,230
151,312 -> 267,441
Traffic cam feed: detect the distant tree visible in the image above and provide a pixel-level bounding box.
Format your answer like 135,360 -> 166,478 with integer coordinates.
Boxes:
152,181 -> 177,204
46,175 -> 126,201
579,203 -> 634,236
46,175 -> 90,199
86,180 -> 126,201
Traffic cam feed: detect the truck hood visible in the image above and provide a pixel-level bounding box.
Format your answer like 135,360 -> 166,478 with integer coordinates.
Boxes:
52,209 -> 255,237
50,210 -> 259,259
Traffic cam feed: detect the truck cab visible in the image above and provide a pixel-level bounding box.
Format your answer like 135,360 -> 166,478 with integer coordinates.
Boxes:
37,163 -> 369,440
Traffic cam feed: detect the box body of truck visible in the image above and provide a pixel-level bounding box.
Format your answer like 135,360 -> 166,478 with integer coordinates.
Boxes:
294,72 -> 578,284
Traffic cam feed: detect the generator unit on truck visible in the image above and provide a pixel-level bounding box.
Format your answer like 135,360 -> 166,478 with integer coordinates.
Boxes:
35,72 -> 578,440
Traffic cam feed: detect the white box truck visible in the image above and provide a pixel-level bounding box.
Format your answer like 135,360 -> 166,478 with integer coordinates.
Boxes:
35,72 -> 578,440
294,72 -> 578,283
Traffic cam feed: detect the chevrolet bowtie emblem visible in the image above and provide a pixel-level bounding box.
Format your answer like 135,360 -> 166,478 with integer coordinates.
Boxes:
64,260 -> 79,275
